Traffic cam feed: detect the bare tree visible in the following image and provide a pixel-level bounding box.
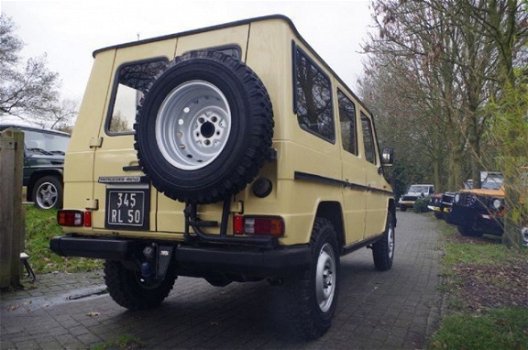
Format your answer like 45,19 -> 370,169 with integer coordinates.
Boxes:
0,15 -> 61,121
362,0 -> 525,190
48,99 -> 78,129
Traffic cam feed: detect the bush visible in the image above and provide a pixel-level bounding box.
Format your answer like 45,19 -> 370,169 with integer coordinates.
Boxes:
414,196 -> 431,213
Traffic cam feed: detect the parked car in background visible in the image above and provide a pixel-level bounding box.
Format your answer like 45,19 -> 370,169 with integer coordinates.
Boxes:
398,184 -> 434,211
0,124 -> 70,209
428,192 -> 455,219
447,172 -> 504,237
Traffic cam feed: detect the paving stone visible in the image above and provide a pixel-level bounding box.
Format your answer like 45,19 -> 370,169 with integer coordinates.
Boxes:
0,212 -> 443,349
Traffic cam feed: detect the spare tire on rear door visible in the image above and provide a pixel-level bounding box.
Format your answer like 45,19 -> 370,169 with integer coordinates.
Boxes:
134,51 -> 274,204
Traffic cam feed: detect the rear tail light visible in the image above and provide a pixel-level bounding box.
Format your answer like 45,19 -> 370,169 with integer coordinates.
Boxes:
57,210 -> 92,227
232,215 -> 284,237
57,210 -> 84,226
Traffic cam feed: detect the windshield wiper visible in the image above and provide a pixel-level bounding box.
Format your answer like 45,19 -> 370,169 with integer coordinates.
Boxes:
27,147 -> 53,155
49,150 -> 65,155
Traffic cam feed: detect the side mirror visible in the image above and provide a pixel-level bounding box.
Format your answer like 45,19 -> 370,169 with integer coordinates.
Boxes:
381,147 -> 394,166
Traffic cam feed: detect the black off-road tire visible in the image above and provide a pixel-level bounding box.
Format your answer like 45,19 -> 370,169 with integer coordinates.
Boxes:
134,50 -> 273,204
278,218 -> 340,340
434,211 -> 443,220
372,212 -> 395,271
104,260 -> 176,310
457,225 -> 483,237
32,175 -> 63,209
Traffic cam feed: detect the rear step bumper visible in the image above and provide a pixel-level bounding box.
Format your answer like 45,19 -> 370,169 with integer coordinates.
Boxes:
50,235 -> 311,275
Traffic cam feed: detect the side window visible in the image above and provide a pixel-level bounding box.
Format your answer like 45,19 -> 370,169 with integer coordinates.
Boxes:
294,45 -> 334,142
107,59 -> 168,134
361,113 -> 377,164
337,90 -> 357,155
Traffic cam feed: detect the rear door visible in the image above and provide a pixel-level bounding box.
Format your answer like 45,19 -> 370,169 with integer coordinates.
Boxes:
156,24 -> 250,233
91,39 -> 177,231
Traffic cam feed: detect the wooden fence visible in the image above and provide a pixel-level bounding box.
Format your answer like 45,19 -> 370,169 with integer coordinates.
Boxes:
0,129 -> 25,289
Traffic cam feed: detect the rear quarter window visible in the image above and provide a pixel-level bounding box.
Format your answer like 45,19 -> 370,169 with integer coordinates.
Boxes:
293,45 -> 334,143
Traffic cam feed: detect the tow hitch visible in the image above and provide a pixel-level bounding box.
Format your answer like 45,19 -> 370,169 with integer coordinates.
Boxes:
140,243 -> 174,282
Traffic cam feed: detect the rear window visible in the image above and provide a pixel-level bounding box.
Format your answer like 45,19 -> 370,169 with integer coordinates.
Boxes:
107,59 -> 168,134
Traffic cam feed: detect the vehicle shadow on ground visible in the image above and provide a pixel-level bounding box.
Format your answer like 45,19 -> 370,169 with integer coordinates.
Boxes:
89,260 -> 380,348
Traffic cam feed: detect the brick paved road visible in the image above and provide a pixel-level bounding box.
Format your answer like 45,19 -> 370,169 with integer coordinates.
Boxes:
1,212 -> 442,349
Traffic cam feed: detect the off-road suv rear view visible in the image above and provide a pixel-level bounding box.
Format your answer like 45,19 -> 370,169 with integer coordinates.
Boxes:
50,15 -> 396,339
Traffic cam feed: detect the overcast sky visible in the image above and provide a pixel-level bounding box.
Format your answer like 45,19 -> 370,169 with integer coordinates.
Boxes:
2,0 -> 374,105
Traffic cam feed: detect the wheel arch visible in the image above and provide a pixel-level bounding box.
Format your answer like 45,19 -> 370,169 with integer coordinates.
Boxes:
388,198 -> 397,227
315,201 -> 345,251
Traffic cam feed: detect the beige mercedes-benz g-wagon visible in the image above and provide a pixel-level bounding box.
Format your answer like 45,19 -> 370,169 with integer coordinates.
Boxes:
51,15 -> 396,339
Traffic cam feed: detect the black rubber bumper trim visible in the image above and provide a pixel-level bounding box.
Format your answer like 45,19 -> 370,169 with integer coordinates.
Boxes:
49,235 -> 312,274
50,236 -> 136,260
174,244 -> 311,274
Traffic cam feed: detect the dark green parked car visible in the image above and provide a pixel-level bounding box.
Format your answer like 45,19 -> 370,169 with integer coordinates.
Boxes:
0,124 -> 70,209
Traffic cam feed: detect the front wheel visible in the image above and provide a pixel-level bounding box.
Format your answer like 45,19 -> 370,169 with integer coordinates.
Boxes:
104,260 -> 177,310
372,212 -> 395,271
279,218 -> 340,340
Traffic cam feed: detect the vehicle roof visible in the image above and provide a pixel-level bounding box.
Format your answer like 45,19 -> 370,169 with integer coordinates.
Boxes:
0,123 -> 70,137
92,14 -> 373,117
94,15 -> 296,57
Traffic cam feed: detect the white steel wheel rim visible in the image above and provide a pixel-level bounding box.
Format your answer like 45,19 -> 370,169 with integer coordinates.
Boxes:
315,243 -> 336,313
388,225 -> 395,259
155,80 -> 231,170
36,182 -> 58,209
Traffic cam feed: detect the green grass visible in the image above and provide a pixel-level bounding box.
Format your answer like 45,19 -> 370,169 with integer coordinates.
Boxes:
442,240 -> 519,266
430,219 -> 528,349
25,205 -> 102,273
430,308 -> 528,350
438,220 -> 525,269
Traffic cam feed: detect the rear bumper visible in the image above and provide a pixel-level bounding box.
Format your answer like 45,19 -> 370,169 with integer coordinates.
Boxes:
50,236 -> 137,260
50,235 -> 311,276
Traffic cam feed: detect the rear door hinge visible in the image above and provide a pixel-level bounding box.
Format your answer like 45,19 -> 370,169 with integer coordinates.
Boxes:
85,199 -> 99,210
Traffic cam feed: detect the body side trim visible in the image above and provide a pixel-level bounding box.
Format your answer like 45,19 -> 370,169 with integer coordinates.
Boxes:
294,171 -> 393,196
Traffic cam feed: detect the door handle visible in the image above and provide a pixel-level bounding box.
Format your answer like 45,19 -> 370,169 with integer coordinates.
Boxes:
123,161 -> 141,172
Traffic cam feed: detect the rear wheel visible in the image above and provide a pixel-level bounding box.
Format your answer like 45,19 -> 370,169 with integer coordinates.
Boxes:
104,260 -> 176,310
278,218 -> 339,340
